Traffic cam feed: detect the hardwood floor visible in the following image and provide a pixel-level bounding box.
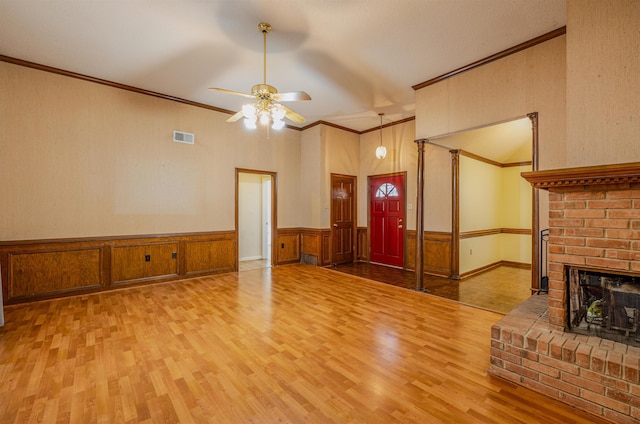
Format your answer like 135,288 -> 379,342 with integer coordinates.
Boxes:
332,263 -> 532,314
0,264 -> 606,423
239,259 -> 270,272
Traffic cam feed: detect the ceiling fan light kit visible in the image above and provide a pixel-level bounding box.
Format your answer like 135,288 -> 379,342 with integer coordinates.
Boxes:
209,22 -> 311,131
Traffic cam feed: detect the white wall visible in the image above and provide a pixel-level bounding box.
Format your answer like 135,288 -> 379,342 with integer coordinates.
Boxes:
238,172 -> 263,261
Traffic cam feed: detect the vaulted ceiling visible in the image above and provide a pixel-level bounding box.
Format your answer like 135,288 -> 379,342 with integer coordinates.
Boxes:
0,1 -> 565,132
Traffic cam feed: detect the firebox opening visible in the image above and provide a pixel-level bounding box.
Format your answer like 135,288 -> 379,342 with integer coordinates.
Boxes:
568,266 -> 640,347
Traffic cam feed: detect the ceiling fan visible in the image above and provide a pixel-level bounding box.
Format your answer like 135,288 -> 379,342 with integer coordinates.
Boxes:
209,22 -> 311,130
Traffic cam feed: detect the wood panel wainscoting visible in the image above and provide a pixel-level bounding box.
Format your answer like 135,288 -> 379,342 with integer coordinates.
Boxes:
406,230 -> 452,277
300,228 -> 331,267
276,228 -> 301,265
356,227 -> 368,262
0,232 -> 236,304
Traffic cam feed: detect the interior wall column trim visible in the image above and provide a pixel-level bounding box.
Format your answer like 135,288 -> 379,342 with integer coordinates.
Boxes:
528,112 -> 540,292
414,139 -> 428,291
450,149 -> 461,280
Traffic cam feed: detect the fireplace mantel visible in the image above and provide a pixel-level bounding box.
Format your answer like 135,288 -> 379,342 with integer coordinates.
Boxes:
492,161 -> 640,421
522,162 -> 640,190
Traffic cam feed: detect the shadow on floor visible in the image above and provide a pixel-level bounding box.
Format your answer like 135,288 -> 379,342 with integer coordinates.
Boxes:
331,262 -> 533,314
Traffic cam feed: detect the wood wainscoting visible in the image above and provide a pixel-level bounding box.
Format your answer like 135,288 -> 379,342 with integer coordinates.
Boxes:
0,232 -> 236,304
405,230 -> 452,277
300,228 -> 331,267
356,227 -> 368,262
276,229 -> 301,265
277,228 -> 331,267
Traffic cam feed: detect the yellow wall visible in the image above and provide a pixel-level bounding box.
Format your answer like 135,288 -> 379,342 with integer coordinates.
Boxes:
458,156 -> 532,274
0,61 -> 302,240
460,156 -> 503,232
500,165 -> 532,229
566,0 -> 640,166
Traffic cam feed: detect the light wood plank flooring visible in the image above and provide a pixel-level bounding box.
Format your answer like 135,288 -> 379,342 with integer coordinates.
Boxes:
0,264 -> 606,423
239,259 -> 270,272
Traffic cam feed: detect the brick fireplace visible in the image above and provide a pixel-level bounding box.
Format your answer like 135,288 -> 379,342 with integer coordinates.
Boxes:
489,163 -> 640,423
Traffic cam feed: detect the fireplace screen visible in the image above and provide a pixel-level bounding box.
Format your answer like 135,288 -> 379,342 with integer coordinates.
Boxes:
568,267 -> 640,347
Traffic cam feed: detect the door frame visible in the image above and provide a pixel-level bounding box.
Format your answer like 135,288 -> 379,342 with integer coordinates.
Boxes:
330,173 -> 357,265
235,168 -> 277,270
367,172 -> 407,268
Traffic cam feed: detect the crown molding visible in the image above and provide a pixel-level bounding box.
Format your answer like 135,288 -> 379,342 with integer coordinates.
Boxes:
412,26 -> 566,91
521,162 -> 640,190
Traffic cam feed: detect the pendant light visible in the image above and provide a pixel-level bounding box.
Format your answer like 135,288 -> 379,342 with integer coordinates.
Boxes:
376,113 -> 387,159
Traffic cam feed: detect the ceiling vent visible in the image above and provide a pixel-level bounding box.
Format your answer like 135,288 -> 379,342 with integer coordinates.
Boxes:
173,130 -> 194,145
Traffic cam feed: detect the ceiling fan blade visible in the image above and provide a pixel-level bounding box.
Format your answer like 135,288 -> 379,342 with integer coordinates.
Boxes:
273,91 -> 311,102
226,110 -> 244,122
209,87 -> 255,99
283,105 -> 306,124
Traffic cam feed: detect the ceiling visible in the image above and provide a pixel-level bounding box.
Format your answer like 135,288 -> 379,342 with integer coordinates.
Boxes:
0,1 -> 565,133
428,117 -> 533,164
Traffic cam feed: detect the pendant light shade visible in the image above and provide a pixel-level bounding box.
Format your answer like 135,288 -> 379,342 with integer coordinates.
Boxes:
376,113 -> 386,159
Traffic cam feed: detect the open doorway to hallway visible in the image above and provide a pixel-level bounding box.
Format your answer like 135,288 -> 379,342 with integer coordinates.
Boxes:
237,169 -> 276,272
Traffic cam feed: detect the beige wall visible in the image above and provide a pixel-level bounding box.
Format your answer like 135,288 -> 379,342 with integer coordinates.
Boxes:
415,36 -> 567,173
415,36 -> 566,237
298,125 -> 360,229
324,125 -> 360,228
358,120 -> 420,229
566,0 -> 640,166
0,61 -> 302,241
8,0 -> 637,253
299,125 -> 324,228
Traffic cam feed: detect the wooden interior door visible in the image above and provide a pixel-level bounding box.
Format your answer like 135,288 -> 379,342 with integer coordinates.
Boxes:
331,174 -> 355,265
369,174 -> 405,267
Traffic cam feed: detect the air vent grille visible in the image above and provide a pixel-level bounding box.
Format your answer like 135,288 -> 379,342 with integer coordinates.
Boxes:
173,130 -> 194,145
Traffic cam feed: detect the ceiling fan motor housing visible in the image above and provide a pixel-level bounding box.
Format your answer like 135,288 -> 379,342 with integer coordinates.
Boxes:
252,84 -> 277,100
258,22 -> 272,34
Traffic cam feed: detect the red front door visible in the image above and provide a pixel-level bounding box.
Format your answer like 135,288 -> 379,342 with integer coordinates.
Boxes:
369,174 -> 405,267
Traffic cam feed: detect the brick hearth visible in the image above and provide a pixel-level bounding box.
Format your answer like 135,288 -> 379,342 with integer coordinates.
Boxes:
489,163 -> 640,423
489,295 -> 640,423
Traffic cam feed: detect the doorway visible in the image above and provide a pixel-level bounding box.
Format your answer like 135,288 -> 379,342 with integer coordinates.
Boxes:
369,173 -> 406,268
426,115 -> 538,288
236,169 -> 276,271
331,174 -> 356,265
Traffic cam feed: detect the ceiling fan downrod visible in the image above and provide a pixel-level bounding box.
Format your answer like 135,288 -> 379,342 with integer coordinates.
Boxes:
258,22 -> 272,85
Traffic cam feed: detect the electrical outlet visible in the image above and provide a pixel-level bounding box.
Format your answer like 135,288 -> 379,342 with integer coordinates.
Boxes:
145,254 -> 151,262
281,243 -> 285,248
172,252 -> 177,259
